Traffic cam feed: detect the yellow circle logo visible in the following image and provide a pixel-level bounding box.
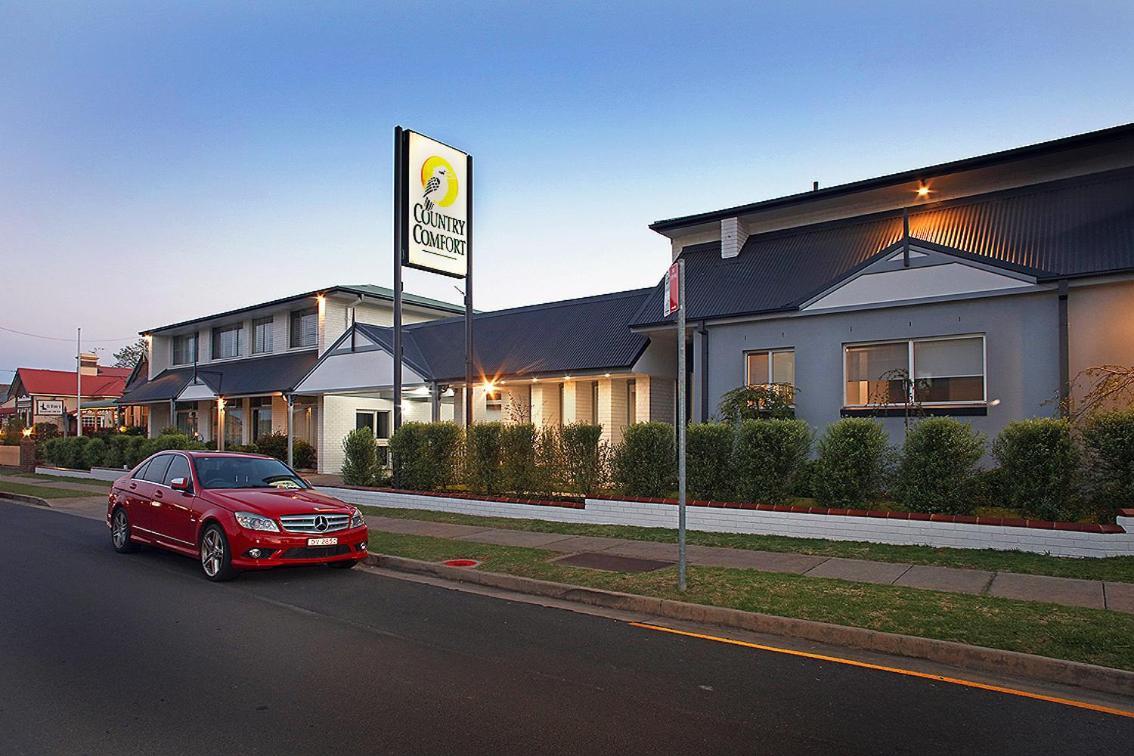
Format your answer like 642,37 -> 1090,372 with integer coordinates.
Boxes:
420,155 -> 458,210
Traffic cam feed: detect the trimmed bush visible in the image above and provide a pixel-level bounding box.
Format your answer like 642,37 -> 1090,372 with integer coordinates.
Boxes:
421,422 -> 463,490
534,425 -> 565,498
812,418 -> 890,508
81,437 -> 108,469
612,422 -> 675,498
732,419 -> 811,504
561,423 -> 605,495
466,423 -> 505,494
341,427 -> 380,486
1080,410 -> 1134,521
896,418 -> 985,514
500,423 -> 539,494
122,436 -> 148,468
390,422 -> 427,489
253,433 -> 288,461
991,418 -> 1080,521
686,423 -> 735,501
717,385 -> 796,423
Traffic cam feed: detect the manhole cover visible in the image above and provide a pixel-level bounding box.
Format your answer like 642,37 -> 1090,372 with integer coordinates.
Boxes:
554,552 -> 673,573
442,559 -> 480,568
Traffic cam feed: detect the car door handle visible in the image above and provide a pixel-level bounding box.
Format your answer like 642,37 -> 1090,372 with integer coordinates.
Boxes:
154,491 -> 163,499
129,483 -> 137,490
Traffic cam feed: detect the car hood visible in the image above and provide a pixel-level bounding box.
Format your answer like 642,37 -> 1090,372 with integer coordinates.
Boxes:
204,487 -> 354,517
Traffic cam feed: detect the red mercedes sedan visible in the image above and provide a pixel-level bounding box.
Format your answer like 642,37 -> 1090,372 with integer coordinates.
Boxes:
106,451 -> 368,581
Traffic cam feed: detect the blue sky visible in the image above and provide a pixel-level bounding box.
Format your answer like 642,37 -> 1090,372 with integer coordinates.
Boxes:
2,1 -> 1131,371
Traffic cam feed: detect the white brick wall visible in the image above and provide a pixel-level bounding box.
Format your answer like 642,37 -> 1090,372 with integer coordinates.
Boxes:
633,377 -> 650,424
321,488 -> 1134,559
320,395 -> 390,474
597,378 -> 629,444
649,376 -> 676,425
720,217 -> 748,259
530,383 -> 559,427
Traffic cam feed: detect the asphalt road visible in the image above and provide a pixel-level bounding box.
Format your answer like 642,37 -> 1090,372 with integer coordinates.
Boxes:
2,503 -> 1132,755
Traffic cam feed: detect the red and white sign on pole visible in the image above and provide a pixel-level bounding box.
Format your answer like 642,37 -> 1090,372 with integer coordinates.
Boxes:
663,261 -> 681,317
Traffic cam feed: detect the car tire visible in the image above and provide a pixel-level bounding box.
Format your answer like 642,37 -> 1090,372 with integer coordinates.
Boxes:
199,523 -> 237,582
110,507 -> 138,553
328,559 -> 360,570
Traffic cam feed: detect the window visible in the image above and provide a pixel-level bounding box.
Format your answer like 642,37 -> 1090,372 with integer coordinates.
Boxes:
175,402 -> 198,437
627,380 -> 637,424
252,317 -> 274,354
844,336 -> 985,406
376,411 -> 391,439
746,349 -> 795,387
142,454 -> 173,484
223,401 -> 244,446
212,324 -> 242,360
163,455 -> 191,487
290,307 -> 318,349
485,389 -> 503,422
250,397 -> 273,441
172,334 -> 197,366
590,381 -> 599,425
356,410 -> 392,439
355,411 -> 375,435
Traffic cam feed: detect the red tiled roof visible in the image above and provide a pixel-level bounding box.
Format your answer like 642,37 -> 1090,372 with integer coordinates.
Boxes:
13,367 -> 130,398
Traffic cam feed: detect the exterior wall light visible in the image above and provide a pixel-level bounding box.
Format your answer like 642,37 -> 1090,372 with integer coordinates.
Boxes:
916,184 -> 930,198
21,427 -> 33,438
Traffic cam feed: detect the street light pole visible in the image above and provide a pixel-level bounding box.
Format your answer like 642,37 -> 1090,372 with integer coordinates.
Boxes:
76,327 -> 82,437
676,259 -> 687,592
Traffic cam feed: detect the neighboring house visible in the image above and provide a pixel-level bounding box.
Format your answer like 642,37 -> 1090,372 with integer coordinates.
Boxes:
117,284 -> 465,463
6,357 -> 133,434
634,122 -> 1134,444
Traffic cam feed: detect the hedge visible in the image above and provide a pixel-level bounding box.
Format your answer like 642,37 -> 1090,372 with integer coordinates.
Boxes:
992,418 -> 1080,521
612,422 -> 675,498
560,423 -> 606,495
732,419 -> 811,504
500,423 -> 540,495
42,433 -> 207,471
342,427 -> 381,486
812,418 -> 890,507
466,423 -> 505,494
686,423 -> 735,501
896,418 -> 985,514
1080,410 -> 1134,521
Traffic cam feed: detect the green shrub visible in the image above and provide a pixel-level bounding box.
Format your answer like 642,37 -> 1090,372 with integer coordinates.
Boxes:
341,427 -> 380,486
717,385 -> 796,423
500,424 -> 539,494
896,418 -> 985,514
612,422 -> 675,498
733,419 -> 811,504
42,437 -> 63,466
81,437 -> 108,469
686,423 -> 735,501
812,418 -> 891,508
991,418 -> 1080,521
122,436 -> 148,468
466,423 -> 505,494
561,423 -> 605,495
158,426 -> 181,436
534,425 -> 565,498
1080,410 -> 1134,521
421,422 -> 462,490
102,436 -> 125,468
2,417 -> 27,445
253,433 -> 288,461
791,458 -> 817,499
390,422 -> 427,489
292,439 -> 317,470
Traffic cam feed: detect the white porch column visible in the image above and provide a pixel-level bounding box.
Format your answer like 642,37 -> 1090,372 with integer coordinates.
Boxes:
286,394 -> 294,467
530,383 -> 560,428
597,377 -> 630,445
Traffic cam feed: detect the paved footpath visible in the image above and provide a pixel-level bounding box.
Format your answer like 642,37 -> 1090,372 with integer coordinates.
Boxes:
364,514 -> 1134,614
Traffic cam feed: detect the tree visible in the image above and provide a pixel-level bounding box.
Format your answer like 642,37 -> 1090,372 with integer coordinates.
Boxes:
113,338 -> 147,368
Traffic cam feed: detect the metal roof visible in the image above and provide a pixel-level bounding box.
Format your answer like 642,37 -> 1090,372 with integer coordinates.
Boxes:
355,288 -> 654,382
632,167 -> 1134,327
650,122 -> 1134,233
119,350 -> 318,403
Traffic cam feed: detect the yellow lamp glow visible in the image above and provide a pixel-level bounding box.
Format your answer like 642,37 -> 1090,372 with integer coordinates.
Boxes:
21,427 -> 33,438
916,184 -> 930,198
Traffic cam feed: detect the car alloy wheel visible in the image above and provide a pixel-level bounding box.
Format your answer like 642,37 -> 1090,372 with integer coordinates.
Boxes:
201,529 -> 225,578
111,508 -> 137,553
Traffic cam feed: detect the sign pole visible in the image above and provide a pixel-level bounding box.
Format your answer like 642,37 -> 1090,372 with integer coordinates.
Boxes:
676,259 -> 687,592
392,126 -> 404,431
464,153 -> 474,428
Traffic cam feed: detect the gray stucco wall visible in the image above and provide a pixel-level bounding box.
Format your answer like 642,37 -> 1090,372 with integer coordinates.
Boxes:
700,291 -> 1061,446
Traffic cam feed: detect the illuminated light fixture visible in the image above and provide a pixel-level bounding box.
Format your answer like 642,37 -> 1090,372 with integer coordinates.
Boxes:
604,373 -> 611,378
563,375 -> 571,381
483,381 -> 496,393
916,184 -> 930,198
531,377 -> 538,383
217,397 -> 226,410
118,425 -> 127,433
21,427 -> 33,438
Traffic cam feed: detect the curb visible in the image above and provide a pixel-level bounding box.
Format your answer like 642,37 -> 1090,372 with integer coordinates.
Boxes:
365,552 -> 1134,699
0,492 -> 51,508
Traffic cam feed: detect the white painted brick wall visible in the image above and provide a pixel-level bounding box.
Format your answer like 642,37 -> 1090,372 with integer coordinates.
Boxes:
318,488 -> 1134,559
720,217 -> 748,259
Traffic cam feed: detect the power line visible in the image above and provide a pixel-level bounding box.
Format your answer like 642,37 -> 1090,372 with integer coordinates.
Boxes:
0,325 -> 139,343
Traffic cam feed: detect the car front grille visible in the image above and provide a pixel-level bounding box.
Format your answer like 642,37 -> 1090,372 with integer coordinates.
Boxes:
278,513 -> 351,534
282,545 -> 352,559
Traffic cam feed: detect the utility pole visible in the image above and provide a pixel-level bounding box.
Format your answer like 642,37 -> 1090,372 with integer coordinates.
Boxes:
76,327 -> 83,437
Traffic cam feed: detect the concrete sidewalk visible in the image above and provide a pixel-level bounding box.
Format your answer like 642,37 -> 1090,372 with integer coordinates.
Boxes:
364,514 -> 1134,615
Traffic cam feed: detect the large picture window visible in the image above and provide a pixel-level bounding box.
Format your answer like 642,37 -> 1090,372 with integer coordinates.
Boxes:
212,324 -> 242,360
172,333 -> 197,366
290,307 -> 318,349
745,349 -> 795,404
844,336 -> 985,406
252,317 -> 274,354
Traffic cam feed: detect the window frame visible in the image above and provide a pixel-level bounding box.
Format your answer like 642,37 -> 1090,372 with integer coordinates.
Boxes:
842,334 -> 987,408
252,316 -> 274,354
289,307 -> 319,350
171,333 -> 198,366
211,323 -> 243,361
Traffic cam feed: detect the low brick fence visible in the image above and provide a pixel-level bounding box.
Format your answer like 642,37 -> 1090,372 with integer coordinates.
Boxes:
0,446 -> 19,467
321,486 -> 1134,559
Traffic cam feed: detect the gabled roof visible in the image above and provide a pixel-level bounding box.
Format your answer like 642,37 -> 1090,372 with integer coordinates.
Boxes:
118,351 -> 318,403
143,284 -> 463,335
632,167 -> 1134,327
8,367 -> 131,399
353,288 -> 654,382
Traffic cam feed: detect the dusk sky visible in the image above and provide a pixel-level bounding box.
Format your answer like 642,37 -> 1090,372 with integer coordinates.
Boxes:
2,1 -> 1131,372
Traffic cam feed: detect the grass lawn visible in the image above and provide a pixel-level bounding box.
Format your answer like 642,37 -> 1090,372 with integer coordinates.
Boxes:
367,528 -> 1134,671
358,505 -> 1134,584
0,480 -> 101,499
0,470 -> 110,488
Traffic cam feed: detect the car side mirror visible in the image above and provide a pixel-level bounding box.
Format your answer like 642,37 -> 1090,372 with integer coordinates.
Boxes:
170,477 -> 192,492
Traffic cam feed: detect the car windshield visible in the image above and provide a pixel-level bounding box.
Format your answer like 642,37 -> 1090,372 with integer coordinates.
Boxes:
194,456 -> 309,490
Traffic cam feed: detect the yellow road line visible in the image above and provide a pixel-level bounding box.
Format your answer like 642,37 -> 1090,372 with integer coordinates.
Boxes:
629,621 -> 1134,720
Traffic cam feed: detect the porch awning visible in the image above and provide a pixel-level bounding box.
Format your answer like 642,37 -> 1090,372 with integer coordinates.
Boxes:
118,351 -> 317,404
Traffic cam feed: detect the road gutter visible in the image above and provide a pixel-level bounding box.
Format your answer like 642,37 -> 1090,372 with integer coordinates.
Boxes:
365,551 -> 1134,699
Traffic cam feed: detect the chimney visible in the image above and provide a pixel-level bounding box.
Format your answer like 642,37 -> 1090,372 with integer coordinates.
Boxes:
720,217 -> 748,259
79,353 -> 99,376
812,181 -> 819,192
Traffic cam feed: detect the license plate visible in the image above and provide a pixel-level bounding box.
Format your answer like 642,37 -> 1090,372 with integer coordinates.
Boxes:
307,537 -> 338,546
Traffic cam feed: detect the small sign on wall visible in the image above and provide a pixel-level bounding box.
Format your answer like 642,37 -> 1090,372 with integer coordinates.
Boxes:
36,400 -> 64,415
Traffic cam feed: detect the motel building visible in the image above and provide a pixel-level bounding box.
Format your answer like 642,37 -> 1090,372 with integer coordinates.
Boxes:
120,123 -> 1134,474
6,356 -> 135,434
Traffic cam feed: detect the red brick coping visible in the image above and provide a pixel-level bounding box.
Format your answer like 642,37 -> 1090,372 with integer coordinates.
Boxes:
328,484 -> 1126,533
612,496 -> 1125,534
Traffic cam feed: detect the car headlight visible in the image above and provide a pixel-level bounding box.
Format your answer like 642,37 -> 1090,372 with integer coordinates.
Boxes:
234,511 -> 279,532
350,507 -> 364,529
